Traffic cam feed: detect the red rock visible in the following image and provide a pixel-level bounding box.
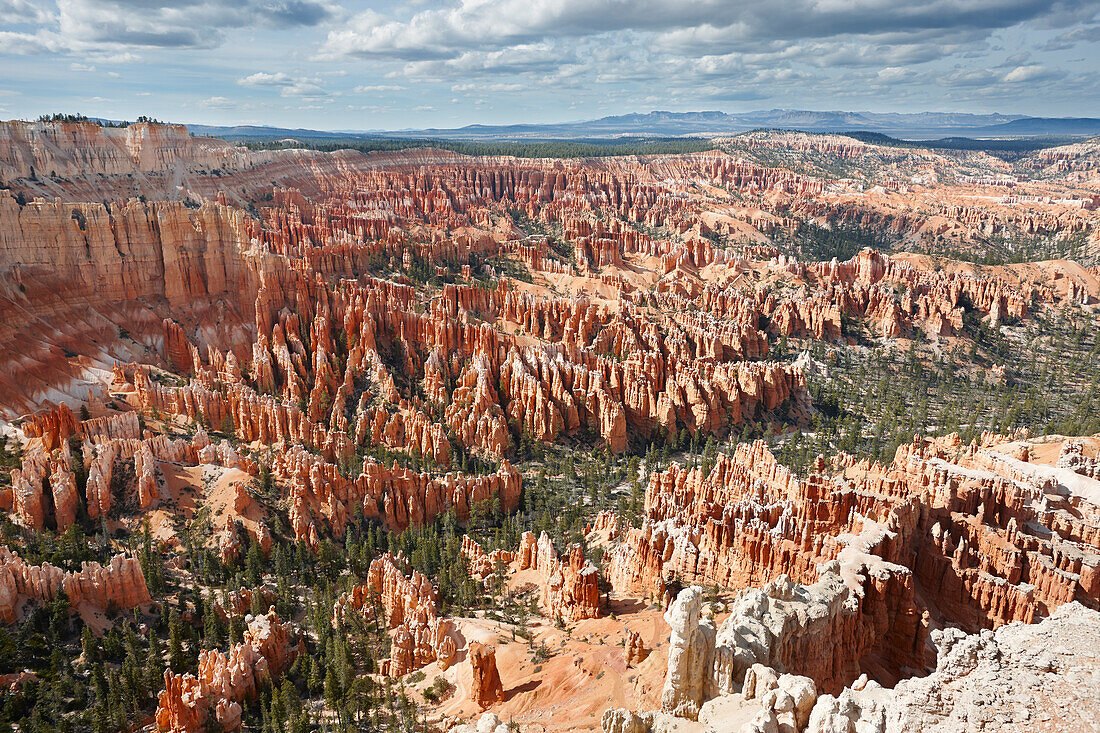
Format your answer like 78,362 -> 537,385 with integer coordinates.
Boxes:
588,511 -> 621,540
49,460 -> 79,532
0,127 -> 1095,724
625,628 -> 647,666
0,546 -> 150,622
468,642 -> 504,708
22,403 -> 79,451
218,515 -> 242,564
83,441 -> 117,521
532,533 -> 601,622
244,606 -> 299,677
334,553 -> 457,677
273,444 -> 520,544
461,535 -> 515,579
156,608 -> 297,732
134,440 -> 158,509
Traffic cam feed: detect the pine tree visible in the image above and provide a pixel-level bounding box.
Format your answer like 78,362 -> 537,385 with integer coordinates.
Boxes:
324,666 -> 341,712
81,626 -> 98,665
168,609 -> 185,673
48,587 -> 70,639
203,600 -> 222,649
139,518 -> 164,592
146,631 -> 165,692
246,541 -> 264,586
91,663 -> 110,733
307,653 -> 322,693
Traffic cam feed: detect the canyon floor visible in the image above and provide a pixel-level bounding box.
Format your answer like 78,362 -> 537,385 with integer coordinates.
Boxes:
0,120 -> 1097,732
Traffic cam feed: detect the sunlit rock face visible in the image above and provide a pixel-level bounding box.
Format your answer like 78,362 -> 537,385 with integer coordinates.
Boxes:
0,121 -> 1098,733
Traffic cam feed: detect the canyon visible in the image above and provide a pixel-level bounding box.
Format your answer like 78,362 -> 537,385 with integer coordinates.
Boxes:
0,120 -> 1096,732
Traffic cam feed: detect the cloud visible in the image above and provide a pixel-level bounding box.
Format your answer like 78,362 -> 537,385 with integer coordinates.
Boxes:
353,84 -> 406,93
0,0 -> 50,25
319,0 -> 1093,62
451,82 -> 526,93
0,30 -> 61,55
3,0 -> 1100,126
239,72 -> 296,87
200,96 -> 237,109
239,71 -> 329,97
95,51 -> 143,63
306,0 -> 1099,119
282,80 -> 328,97
940,67 -> 998,86
877,66 -> 915,82
2,0 -> 341,55
1002,64 -> 1063,82
1041,23 -> 1100,49
400,43 -> 576,81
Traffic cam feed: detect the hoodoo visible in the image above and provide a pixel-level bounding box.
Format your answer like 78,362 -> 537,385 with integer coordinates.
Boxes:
0,115 -> 1096,731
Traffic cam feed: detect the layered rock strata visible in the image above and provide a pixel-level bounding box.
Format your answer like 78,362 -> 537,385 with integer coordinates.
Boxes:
606,433 -> 1099,696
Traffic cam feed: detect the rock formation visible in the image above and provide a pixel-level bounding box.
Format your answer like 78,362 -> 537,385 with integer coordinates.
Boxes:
1,121 -> 1099,732
527,531 -> 602,622
468,642 -> 505,709
792,600 -> 1100,733
625,628 -> 647,667
333,553 -> 457,677
0,547 -> 150,623
449,712 -> 514,733
660,586 -> 715,720
878,601 -> 1100,732
607,432 -> 1100,698
461,535 -> 515,579
155,608 -> 297,733
613,599 -> 1100,733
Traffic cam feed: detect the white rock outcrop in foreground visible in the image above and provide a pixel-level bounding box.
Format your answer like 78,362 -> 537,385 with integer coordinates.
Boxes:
607,598 -> 1100,733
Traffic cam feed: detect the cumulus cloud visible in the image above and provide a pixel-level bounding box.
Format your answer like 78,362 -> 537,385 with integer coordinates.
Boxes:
200,96 -> 237,109
282,79 -> 329,97
239,72 -> 296,87
1002,64 -> 1063,82
451,82 -> 526,93
3,0 -> 1099,126
238,71 -> 331,97
0,0 -> 339,55
94,51 -> 143,63
401,42 -> 577,81
0,0 -> 51,25
319,0 -> 1094,61
0,29 -> 62,55
877,66 -> 915,82
304,0 -> 1100,116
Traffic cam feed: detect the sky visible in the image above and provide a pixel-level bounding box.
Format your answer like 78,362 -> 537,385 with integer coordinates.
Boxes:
1,0 -> 1099,130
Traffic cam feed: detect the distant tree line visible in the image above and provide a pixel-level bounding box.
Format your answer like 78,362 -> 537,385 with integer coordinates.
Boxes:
33,114 -> 163,127
841,130 -> 1080,156
240,136 -> 716,159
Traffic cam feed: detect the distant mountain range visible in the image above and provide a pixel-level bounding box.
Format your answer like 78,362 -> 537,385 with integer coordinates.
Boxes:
186,109 -> 1100,142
